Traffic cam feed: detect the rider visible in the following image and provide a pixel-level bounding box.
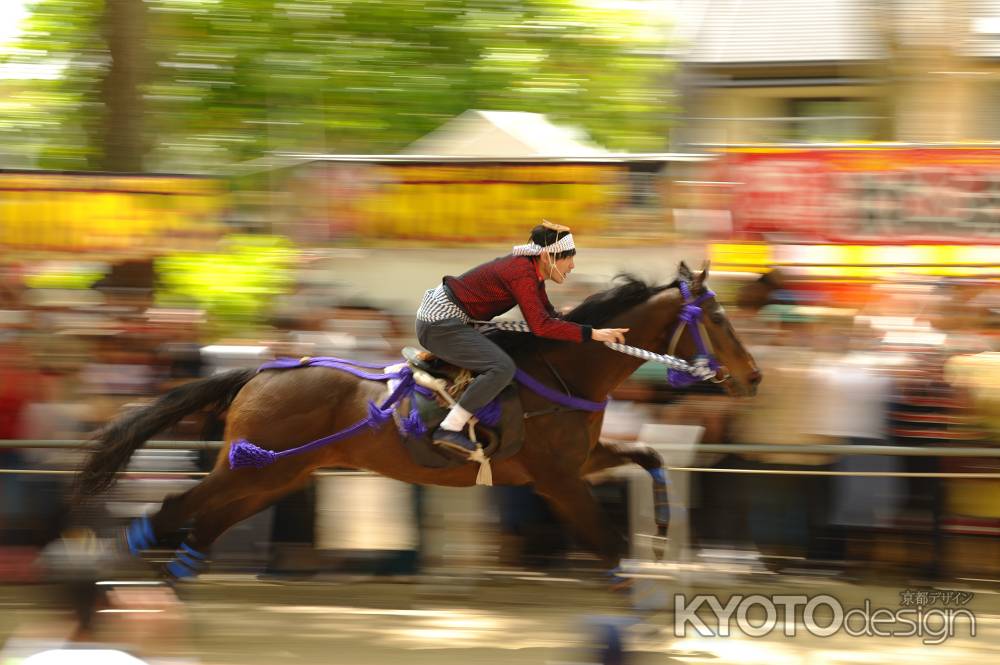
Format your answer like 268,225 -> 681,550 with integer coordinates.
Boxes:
415,221 -> 629,457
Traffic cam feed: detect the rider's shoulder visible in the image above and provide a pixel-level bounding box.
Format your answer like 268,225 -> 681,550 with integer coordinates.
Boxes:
500,254 -> 534,270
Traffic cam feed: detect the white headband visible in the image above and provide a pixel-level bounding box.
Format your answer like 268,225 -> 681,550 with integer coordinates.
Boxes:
511,233 -> 576,257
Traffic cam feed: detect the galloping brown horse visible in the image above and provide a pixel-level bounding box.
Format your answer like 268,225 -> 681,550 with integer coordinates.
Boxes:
77,262 -> 760,574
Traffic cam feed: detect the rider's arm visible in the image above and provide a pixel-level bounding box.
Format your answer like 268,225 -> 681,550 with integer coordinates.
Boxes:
543,296 -> 561,319
508,272 -> 592,342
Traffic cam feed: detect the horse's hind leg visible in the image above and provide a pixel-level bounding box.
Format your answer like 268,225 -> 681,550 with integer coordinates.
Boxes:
160,469 -> 314,580
125,464 -> 307,559
123,469 -> 238,556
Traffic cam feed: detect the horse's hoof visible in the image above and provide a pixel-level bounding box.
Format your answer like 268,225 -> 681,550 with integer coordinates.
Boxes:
161,542 -> 210,583
609,577 -> 633,593
160,562 -> 198,586
606,566 -> 632,592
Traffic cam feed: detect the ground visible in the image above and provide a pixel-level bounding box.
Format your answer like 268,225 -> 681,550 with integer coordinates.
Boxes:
2,571 -> 998,664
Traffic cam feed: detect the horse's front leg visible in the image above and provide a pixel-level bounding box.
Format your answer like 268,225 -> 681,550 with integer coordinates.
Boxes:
584,440 -> 670,560
530,470 -> 626,570
519,412 -> 626,570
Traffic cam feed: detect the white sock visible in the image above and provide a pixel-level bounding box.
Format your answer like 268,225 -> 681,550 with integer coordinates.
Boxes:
440,405 -> 473,432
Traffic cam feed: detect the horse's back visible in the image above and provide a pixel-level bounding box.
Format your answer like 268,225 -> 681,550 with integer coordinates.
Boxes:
224,366 -> 384,455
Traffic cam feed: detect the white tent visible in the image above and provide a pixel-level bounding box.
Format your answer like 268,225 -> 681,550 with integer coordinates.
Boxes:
402,109 -> 608,158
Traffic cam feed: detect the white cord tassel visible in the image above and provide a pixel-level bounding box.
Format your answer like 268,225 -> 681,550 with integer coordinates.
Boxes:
471,446 -> 493,486
465,423 -> 492,486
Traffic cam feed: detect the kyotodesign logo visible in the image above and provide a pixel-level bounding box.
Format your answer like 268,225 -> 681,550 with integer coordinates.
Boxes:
673,591 -> 976,645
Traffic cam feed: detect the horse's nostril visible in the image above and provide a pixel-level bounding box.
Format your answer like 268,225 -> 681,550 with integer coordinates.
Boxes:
748,369 -> 762,387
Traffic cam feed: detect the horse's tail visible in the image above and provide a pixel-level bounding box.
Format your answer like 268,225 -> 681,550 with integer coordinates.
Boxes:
76,368 -> 256,498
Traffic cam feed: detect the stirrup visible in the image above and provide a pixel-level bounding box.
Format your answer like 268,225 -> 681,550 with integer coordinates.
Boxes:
432,427 -> 478,456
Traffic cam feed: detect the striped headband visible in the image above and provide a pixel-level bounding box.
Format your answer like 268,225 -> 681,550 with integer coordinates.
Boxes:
511,232 -> 576,257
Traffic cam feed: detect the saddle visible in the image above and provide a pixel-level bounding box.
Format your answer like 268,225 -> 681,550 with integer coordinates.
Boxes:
398,347 -> 525,469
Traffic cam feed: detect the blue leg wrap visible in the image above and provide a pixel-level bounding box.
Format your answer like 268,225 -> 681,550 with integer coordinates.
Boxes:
607,565 -> 629,587
166,559 -> 198,579
647,467 -> 669,486
655,502 -> 671,526
125,516 -> 156,555
166,543 -> 208,580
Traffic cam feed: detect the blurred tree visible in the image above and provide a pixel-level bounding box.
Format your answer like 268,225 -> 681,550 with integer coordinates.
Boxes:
3,0 -> 673,172
99,0 -> 148,171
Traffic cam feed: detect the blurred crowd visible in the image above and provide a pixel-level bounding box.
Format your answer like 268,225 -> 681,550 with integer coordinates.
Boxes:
1,257 -> 999,587
605,269 -> 1000,581
0,257 -> 412,559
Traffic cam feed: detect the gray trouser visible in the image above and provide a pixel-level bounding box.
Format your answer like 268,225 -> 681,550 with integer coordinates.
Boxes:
415,318 -> 516,413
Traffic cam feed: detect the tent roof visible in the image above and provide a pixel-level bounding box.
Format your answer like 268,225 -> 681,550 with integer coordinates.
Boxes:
401,110 -> 608,157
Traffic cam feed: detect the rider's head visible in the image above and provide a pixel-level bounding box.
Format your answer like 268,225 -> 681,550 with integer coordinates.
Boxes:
526,221 -> 576,284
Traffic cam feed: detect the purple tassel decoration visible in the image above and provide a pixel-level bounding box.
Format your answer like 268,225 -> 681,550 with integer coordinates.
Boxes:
402,408 -> 426,437
366,401 -> 393,429
229,438 -> 280,469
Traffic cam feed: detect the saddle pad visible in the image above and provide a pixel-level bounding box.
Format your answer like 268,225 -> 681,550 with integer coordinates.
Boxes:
397,383 -> 524,469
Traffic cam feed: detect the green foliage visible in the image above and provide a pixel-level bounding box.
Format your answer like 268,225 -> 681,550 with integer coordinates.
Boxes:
155,234 -> 297,332
23,261 -> 106,289
2,0 -> 674,171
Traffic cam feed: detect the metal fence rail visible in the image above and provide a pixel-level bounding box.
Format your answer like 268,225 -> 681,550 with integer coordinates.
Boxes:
1,440 -> 999,479
0,439 -> 222,451
3,440 -> 1000,457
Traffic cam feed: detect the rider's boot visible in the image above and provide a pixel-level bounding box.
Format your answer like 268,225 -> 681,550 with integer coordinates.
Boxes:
432,427 -> 478,459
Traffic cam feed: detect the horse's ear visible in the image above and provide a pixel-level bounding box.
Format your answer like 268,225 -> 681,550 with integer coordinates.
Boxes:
697,260 -> 711,286
678,261 -> 695,282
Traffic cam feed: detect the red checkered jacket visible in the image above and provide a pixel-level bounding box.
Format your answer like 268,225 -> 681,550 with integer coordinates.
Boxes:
443,255 -> 592,343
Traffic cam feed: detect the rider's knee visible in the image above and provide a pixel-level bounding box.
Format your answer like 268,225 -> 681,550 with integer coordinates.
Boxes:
495,355 -> 516,383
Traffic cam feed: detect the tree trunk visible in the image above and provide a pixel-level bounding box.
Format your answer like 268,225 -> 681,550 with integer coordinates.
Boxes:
98,0 -> 147,172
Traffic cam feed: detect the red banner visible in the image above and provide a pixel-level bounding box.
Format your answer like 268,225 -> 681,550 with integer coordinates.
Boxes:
710,148 -> 1000,243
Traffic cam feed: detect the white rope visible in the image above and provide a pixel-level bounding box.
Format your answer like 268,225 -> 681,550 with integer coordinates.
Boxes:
474,319 -> 713,379
470,446 -> 493,485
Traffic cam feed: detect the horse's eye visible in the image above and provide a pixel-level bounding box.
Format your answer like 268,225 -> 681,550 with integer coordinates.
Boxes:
710,312 -> 724,325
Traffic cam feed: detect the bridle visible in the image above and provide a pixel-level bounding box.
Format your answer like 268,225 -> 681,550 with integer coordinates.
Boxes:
665,280 -> 732,388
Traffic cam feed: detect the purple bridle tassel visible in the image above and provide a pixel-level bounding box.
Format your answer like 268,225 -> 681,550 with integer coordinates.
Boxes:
229,438 -> 279,469
679,304 -> 700,323
667,368 -> 700,388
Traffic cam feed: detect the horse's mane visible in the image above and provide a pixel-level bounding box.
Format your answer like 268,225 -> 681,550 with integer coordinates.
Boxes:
564,274 -> 676,327
487,274 -> 677,354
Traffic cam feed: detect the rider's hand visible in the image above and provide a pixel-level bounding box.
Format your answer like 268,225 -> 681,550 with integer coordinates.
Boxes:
592,328 -> 629,344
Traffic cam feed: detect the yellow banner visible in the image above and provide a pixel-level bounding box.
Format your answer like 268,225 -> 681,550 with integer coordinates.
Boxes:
710,242 -> 1000,279
354,163 -> 623,241
0,173 -> 224,252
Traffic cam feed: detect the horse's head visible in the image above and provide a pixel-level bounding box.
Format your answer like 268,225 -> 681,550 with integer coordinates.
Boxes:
670,261 -> 762,397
